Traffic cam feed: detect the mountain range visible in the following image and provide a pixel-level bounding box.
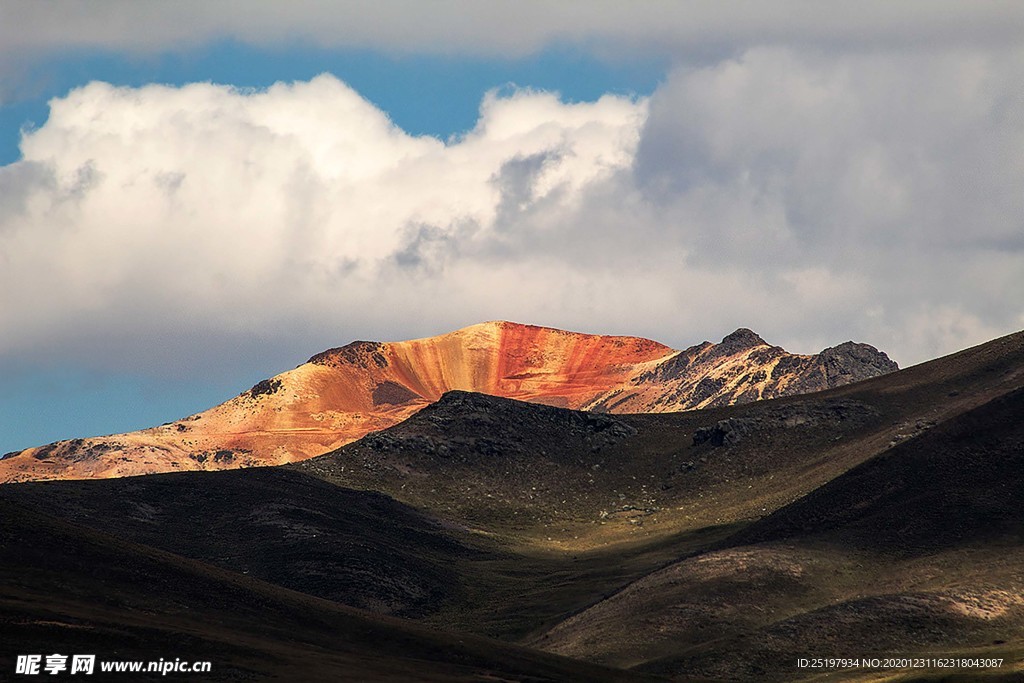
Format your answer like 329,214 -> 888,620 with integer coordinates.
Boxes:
0,321 -> 895,482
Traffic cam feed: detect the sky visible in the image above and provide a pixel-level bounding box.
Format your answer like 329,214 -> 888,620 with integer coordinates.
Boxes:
1,1 -> 1023,454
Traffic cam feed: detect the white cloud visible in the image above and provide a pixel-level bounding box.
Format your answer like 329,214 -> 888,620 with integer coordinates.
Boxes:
2,45 -> 1024,382
0,75 -> 648,376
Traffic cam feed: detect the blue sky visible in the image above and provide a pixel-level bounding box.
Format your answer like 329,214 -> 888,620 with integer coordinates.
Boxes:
0,41 -> 666,165
1,3 -> 1023,455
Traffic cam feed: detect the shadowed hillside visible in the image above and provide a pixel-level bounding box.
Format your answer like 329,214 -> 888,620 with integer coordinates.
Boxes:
735,386 -> 1024,551
0,496 -> 659,683
1,468 -> 484,618
533,340 -> 1024,681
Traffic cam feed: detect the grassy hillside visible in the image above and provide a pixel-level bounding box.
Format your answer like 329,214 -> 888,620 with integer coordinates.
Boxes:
0,497 -> 658,682
535,384 -> 1024,681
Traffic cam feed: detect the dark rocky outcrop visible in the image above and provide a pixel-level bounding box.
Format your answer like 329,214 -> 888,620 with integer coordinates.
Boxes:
817,341 -> 899,386
309,340 -> 388,368
693,399 -> 881,448
248,377 -> 283,398
715,328 -> 769,355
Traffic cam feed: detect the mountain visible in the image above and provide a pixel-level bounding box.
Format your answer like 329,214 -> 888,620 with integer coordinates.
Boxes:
1,329 -> 1021,681
0,321 -> 895,483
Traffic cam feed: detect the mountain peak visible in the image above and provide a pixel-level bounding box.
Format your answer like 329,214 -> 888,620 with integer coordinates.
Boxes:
719,328 -> 768,351
817,341 -> 899,382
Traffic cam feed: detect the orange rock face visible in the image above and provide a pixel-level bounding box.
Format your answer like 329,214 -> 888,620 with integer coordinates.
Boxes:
0,321 -> 896,482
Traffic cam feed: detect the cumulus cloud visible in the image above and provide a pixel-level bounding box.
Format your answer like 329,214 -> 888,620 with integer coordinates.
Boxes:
0,75 -> 648,376
2,48 -> 1023,382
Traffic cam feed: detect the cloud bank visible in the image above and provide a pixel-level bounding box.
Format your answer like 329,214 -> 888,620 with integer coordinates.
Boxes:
3,2 -> 1022,58
2,48 -> 1023,380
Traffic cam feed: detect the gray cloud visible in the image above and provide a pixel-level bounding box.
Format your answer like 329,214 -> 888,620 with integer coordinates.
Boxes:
2,2 -> 1023,60
626,46 -> 1024,360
